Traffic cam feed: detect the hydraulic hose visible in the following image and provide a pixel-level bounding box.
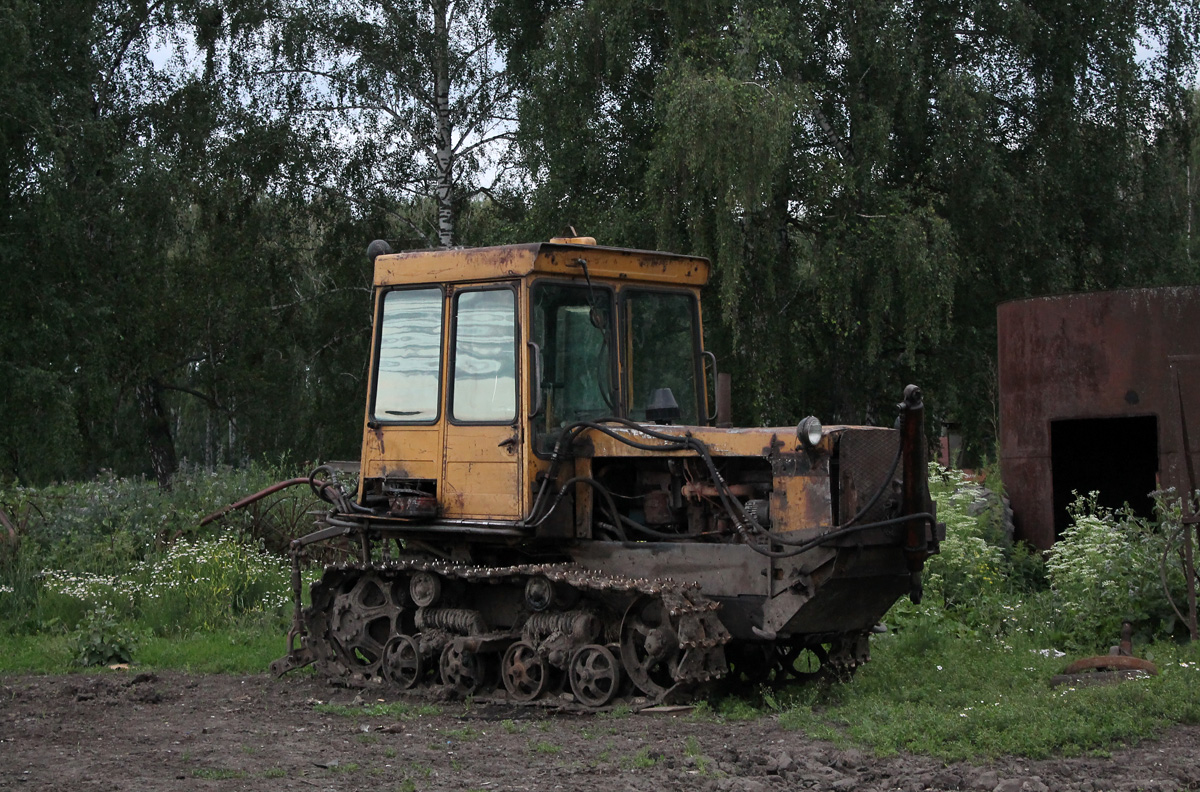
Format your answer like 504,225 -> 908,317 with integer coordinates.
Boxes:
532,407 -> 919,559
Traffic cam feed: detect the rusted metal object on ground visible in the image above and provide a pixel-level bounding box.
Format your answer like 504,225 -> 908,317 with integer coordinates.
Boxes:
998,287 -> 1200,549
199,478 -> 318,527
259,239 -> 943,710
1050,623 -> 1159,688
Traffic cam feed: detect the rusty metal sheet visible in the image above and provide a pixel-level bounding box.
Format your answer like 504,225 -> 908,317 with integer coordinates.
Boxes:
375,244 -> 541,285
582,425 -> 846,459
374,243 -> 710,287
538,246 -> 709,285
838,429 -> 901,525
768,471 -> 832,533
441,424 -> 522,519
998,286 -> 1200,549
361,425 -> 443,481
570,541 -> 768,597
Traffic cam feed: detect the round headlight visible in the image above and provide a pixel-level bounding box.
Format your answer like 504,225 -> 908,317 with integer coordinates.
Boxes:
797,416 -> 823,449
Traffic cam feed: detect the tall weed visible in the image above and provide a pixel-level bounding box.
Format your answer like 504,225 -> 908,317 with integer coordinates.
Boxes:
1046,491 -> 1191,649
0,462 -> 298,636
38,536 -> 290,635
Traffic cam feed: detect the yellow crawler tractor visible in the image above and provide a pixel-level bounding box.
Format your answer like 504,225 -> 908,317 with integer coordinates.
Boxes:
269,237 -> 942,707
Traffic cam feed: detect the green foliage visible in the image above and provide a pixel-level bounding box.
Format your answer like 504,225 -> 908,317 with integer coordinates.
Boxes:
764,467 -> 1200,759
1046,492 -> 1191,649
0,466 -> 296,639
894,467 -> 1190,653
502,0 -> 1200,440
36,535 -> 290,636
1,462 -> 289,576
924,466 -> 1008,606
779,626 -> 1200,760
128,537 -> 290,634
67,607 -> 138,667
887,465 -> 1043,642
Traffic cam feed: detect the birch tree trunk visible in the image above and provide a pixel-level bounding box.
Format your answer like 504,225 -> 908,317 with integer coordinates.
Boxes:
433,0 -> 454,247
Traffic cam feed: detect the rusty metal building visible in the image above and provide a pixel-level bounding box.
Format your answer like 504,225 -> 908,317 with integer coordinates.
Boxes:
998,286 -> 1200,550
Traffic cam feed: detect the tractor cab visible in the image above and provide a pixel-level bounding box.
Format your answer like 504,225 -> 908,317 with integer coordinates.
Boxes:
358,238 -> 712,526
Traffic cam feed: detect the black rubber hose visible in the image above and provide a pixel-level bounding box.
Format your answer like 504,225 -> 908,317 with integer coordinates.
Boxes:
734,512 -> 937,559
536,414 -> 913,557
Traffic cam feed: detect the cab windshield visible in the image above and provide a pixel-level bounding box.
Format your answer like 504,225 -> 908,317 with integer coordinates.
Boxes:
623,290 -> 701,425
531,281 -> 703,452
531,282 -> 615,452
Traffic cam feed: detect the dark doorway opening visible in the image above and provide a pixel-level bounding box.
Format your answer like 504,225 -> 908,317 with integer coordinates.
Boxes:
1051,415 -> 1159,538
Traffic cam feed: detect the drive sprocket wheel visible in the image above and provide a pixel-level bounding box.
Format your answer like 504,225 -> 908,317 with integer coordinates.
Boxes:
326,572 -> 406,680
790,643 -> 832,680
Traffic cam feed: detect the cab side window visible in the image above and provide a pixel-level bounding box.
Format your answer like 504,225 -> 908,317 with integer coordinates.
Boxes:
452,289 -> 517,422
373,288 -> 443,422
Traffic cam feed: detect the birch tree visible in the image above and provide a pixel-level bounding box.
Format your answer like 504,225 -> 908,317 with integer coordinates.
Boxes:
267,0 -> 514,247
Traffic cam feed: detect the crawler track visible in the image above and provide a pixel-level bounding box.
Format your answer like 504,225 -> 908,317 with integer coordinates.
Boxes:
292,560 -> 731,709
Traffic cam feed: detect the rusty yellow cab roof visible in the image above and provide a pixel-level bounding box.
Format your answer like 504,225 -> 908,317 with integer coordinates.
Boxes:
374,242 -> 710,287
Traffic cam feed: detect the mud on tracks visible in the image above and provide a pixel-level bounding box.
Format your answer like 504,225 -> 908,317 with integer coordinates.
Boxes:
1,672 -> 1198,791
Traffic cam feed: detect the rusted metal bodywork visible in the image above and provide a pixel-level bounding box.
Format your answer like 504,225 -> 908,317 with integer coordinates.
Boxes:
271,241 -> 941,706
998,287 -> 1200,549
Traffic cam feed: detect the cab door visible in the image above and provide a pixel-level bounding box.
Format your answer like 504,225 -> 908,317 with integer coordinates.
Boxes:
441,284 -> 523,519
361,286 -> 446,491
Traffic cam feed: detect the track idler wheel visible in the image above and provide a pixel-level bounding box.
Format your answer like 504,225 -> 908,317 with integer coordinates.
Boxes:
501,641 -> 551,702
381,635 -> 424,689
439,638 -> 496,696
568,644 -> 621,708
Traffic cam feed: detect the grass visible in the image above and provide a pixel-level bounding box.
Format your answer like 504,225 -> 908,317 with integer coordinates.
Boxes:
775,625 -> 1200,760
0,626 -> 286,674
624,747 -> 658,769
597,702 -> 632,719
531,740 -> 561,754
441,726 -> 479,740
136,628 -> 285,673
712,695 -> 762,721
0,633 -> 73,673
192,767 -> 245,779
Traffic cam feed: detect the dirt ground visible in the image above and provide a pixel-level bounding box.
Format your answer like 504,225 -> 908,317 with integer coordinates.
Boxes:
1,672 -> 1198,792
